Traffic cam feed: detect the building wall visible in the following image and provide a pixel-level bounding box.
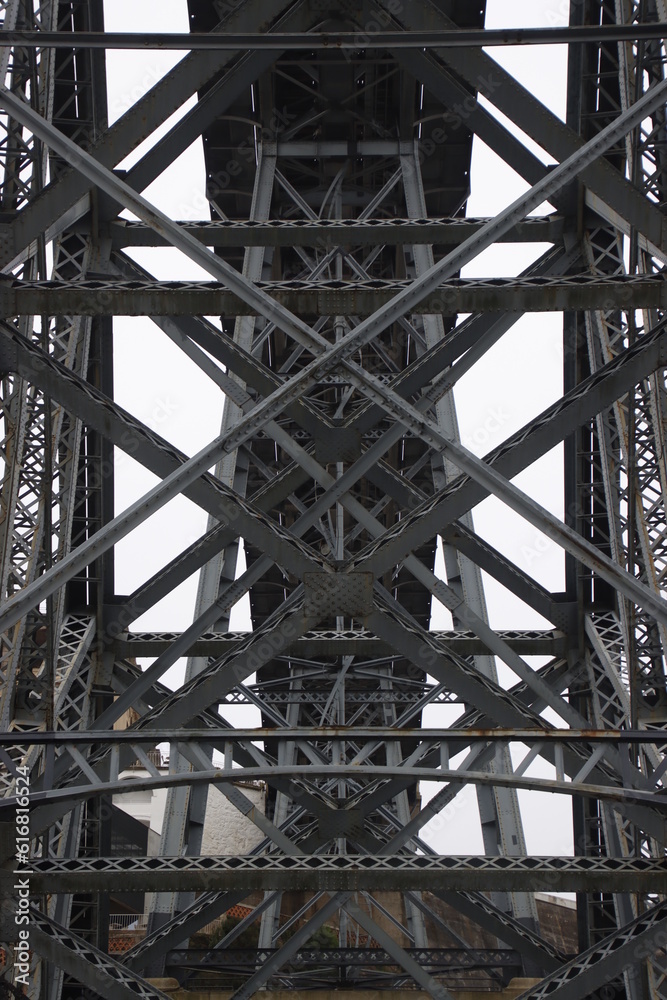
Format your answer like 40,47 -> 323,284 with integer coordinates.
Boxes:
112,768 -> 265,851
200,783 -> 266,854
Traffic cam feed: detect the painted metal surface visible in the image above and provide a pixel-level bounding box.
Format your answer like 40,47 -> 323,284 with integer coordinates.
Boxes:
1,1 -> 667,997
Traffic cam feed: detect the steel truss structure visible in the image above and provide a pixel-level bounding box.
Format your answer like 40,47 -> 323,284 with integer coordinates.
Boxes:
1,1 -> 667,998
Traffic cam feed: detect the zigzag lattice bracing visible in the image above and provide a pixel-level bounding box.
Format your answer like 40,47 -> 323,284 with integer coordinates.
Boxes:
0,2 -> 667,998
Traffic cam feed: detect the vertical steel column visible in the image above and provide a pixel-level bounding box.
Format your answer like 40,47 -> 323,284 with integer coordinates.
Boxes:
399,142 -> 538,949
147,147 -> 277,966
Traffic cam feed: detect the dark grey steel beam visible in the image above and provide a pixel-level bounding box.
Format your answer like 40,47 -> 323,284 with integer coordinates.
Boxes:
3,272 -> 666,316
3,725 -> 656,746
12,855 -> 667,894
166,945 -> 521,969
105,524 -> 236,632
106,215 -> 565,249
433,891 -> 565,974
113,628 -> 567,658
442,523 -> 573,627
122,891 -> 253,972
24,909 -> 172,1000
391,0 -> 667,258
121,49 -> 280,200
515,898 -> 667,1000
0,0 -> 296,269
354,315 -> 667,579
3,24 -> 667,48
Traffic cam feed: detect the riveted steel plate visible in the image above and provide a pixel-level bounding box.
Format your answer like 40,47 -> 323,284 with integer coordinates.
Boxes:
304,572 -> 374,617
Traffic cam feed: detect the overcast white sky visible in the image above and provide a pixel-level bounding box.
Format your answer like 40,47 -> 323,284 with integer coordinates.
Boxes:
103,0 -> 576,859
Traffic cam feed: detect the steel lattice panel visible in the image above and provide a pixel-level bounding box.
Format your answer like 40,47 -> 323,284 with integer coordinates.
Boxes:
0,1 -> 666,999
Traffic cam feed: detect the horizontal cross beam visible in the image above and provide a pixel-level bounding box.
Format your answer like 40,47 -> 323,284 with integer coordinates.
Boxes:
1,726 -> 658,746
10,855 -> 667,894
2,24 -> 665,48
2,273 -> 663,316
105,215 -> 565,249
112,628 -> 566,658
166,946 -> 521,971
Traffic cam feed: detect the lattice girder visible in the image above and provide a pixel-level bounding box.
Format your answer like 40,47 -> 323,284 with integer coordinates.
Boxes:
1,2 -> 667,998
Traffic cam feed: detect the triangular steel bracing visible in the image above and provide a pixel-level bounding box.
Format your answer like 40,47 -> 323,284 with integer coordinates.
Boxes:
1,1 -> 667,998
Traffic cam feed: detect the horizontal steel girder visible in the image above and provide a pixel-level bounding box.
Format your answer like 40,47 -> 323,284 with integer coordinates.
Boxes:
112,628 -> 567,658
11,855 -> 667,894
0,726 -> 660,746
105,215 -> 566,248
3,23 -> 667,48
166,947 -> 521,970
2,273 -> 666,316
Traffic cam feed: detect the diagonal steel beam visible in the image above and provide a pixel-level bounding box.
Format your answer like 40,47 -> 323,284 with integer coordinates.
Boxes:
25,907 -> 172,1000
352,317 -> 667,622
348,363 -> 667,627
0,0 -> 298,269
379,0 -> 667,261
2,72 -> 664,464
343,899 -> 452,1000
122,890 -> 254,972
434,890 -> 565,973
0,326 -> 328,632
365,603 -> 667,844
514,897 -> 667,999
226,893 -> 351,1000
